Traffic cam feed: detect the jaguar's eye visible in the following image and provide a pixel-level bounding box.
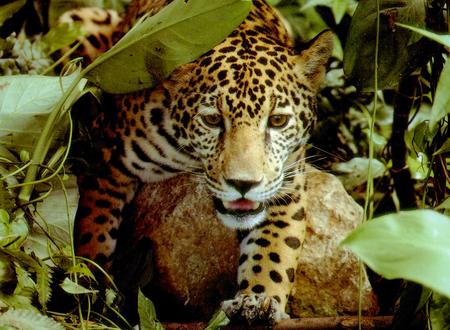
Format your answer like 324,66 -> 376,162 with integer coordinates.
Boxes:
201,114 -> 223,128
268,114 -> 290,128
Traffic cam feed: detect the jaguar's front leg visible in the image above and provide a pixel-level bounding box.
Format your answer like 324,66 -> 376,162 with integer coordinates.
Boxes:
75,163 -> 138,268
222,184 -> 307,324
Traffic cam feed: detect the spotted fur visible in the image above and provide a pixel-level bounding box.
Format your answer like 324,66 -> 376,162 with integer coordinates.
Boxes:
66,0 -> 333,324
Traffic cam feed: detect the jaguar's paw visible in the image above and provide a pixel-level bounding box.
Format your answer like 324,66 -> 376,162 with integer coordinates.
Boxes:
221,293 -> 289,325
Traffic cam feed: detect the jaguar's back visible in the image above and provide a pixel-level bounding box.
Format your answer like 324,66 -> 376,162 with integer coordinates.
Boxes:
68,0 -> 333,324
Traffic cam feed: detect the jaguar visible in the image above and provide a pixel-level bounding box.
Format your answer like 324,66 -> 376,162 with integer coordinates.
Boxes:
62,0 -> 333,324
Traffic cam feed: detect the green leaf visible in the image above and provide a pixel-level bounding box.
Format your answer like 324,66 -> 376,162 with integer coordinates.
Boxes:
60,277 -> 98,295
138,289 -> 164,330
395,23 -> 450,48
1,246 -> 52,309
429,59 -> 450,130
0,73 -> 84,152
204,309 -> 230,330
301,0 -> 354,24
333,157 -> 386,190
85,0 -> 252,93
0,74 -> 79,115
0,309 -> 65,330
342,210 -> 450,298
430,292 -> 450,330
67,263 -> 96,281
436,198 -> 450,210
0,0 -> 26,26
0,211 -> 29,249
434,138 -> 450,156
343,0 -> 426,90
436,198 -> 450,216
41,22 -> 85,55
332,0 -> 349,23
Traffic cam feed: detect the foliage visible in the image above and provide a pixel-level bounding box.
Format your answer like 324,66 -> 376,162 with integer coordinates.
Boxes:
87,0 -> 252,93
0,0 -> 26,26
0,308 -> 65,330
342,210 -> 450,298
138,289 -> 164,330
0,0 -> 448,328
344,0 -> 426,90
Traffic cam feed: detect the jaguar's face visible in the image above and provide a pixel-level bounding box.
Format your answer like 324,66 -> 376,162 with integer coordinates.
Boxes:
191,88 -> 310,229
165,31 -> 333,229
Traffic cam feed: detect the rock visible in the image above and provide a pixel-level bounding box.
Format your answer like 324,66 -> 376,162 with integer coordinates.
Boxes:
290,167 -> 378,317
129,167 -> 378,320
131,175 -> 239,320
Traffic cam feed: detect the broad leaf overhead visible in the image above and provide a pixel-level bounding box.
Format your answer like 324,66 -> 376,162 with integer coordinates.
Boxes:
86,0 -> 252,93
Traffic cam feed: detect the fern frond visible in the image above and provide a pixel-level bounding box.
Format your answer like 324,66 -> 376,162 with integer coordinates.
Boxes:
0,309 -> 65,330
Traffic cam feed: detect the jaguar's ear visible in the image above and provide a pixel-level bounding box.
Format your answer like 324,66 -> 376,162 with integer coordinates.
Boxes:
296,30 -> 333,92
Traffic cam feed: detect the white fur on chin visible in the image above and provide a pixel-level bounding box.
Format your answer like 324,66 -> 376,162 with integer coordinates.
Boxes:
216,210 -> 267,230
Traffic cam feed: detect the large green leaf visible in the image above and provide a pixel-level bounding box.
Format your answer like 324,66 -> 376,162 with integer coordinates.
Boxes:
0,73 -> 85,151
343,0 -> 426,90
85,0 -> 252,93
342,210 -> 450,298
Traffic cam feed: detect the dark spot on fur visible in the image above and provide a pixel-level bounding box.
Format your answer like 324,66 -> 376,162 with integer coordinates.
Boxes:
284,236 -> 301,249
286,268 -> 295,282
79,232 -> 93,245
252,265 -> 262,273
269,252 -> 280,263
94,215 -> 108,224
255,238 -> 271,247
274,220 -> 289,228
270,270 -> 283,283
239,280 -> 249,290
239,254 -> 248,265
87,35 -> 101,49
252,285 -> 265,293
95,199 -> 111,208
292,207 -> 305,221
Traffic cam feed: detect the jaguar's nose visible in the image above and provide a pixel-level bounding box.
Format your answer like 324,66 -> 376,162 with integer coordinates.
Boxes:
225,179 -> 262,196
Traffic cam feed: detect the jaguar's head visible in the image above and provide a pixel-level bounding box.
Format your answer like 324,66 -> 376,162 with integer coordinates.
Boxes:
164,23 -> 332,229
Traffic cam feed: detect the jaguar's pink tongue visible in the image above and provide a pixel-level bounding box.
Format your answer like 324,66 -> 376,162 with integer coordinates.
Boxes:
224,199 -> 258,211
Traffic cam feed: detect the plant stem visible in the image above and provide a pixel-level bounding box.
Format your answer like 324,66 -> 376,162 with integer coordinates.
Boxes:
359,0 -> 380,328
17,74 -> 84,204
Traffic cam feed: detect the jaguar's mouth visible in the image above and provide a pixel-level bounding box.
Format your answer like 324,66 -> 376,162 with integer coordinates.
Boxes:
213,197 -> 264,215
213,197 -> 266,229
